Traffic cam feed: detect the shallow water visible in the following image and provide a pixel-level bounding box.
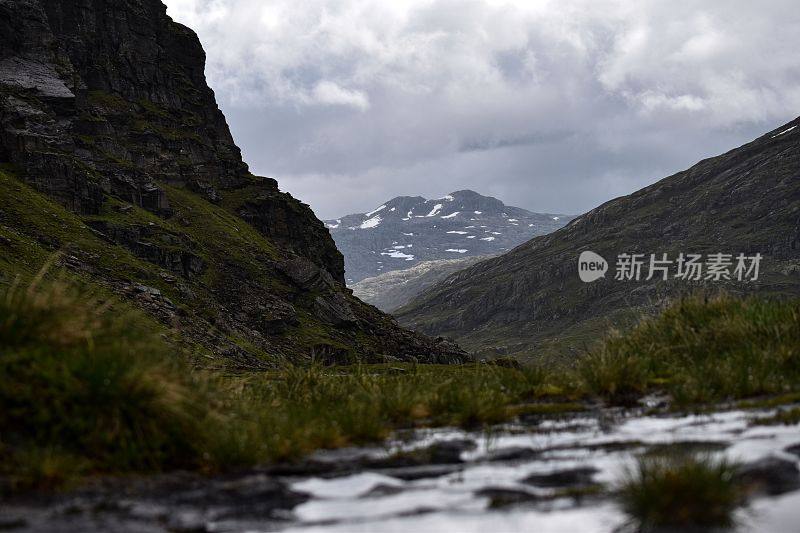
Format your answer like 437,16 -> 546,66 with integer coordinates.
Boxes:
3,405 -> 800,532
282,406 -> 800,533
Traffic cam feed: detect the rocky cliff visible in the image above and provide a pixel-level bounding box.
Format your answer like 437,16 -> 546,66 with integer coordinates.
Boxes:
397,119 -> 800,361
0,0 -> 467,366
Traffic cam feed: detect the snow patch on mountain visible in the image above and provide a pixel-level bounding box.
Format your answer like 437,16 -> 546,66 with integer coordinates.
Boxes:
772,125 -> 797,138
426,204 -> 443,217
359,216 -> 382,229
381,250 -> 414,260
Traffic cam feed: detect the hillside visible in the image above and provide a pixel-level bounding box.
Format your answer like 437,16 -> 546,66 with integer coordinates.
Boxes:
325,190 -> 570,283
352,255 -> 490,312
0,0 -> 466,366
396,119 -> 800,360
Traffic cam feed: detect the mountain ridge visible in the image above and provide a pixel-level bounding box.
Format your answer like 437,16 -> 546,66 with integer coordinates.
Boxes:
325,189 -> 571,283
396,118 -> 800,360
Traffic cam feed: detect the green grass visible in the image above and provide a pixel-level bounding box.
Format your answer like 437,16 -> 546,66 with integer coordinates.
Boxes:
577,293 -> 800,405
619,454 -> 742,529
0,276 -> 565,492
0,275 -> 215,491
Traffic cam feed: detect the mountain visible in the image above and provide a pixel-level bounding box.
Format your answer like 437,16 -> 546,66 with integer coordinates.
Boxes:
325,190 -> 571,284
0,0 -> 467,366
396,119 -> 800,361
352,255 -> 490,312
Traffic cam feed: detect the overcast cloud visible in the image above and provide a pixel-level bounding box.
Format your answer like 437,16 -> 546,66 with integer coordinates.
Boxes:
164,0 -> 800,219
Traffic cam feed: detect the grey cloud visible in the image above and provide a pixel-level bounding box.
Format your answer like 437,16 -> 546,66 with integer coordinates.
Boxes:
459,130 -> 575,153
163,0 -> 800,219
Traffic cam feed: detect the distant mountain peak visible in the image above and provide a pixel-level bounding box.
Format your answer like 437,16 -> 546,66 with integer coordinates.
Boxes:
325,190 -> 572,284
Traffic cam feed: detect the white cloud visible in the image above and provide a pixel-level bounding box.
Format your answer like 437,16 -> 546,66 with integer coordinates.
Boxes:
312,81 -> 370,111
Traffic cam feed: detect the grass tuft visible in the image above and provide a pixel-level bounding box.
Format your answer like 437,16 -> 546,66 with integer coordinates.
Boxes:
619,454 -> 742,529
579,293 -> 800,405
0,272 -> 217,491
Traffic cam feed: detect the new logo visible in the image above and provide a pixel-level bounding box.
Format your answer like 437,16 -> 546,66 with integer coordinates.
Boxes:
578,251 -> 608,282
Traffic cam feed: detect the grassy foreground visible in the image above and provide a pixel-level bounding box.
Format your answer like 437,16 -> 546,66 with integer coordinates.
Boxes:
2,276 -> 799,493
577,293 -> 800,405
0,276 -> 559,492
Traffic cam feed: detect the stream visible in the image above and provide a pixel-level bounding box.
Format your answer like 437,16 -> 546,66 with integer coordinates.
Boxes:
3,404 -> 800,532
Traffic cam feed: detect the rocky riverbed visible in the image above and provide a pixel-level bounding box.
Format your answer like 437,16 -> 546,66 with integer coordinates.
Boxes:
3,403 -> 800,532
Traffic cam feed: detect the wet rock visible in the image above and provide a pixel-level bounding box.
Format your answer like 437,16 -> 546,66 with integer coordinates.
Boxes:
368,439 -> 477,469
584,440 -> 645,453
428,439 -> 477,464
0,515 -> 27,530
522,467 -> 598,488
0,471 -> 307,532
736,456 -> 800,496
475,487 -> 542,508
785,443 -> 800,458
373,464 -> 463,481
482,446 -> 540,462
363,484 -> 406,498
645,440 -> 729,455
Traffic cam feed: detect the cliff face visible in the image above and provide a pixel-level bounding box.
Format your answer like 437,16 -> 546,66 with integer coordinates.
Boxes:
397,118 -> 800,361
0,0 -> 466,366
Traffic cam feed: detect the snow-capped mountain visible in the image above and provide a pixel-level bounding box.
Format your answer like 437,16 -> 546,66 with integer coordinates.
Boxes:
325,190 -> 572,284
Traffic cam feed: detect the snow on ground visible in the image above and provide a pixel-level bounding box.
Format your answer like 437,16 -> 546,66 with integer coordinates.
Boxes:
440,195 -> 455,201
446,249 -> 468,253
446,231 -> 468,234
467,236 -> 476,239
359,215 -> 382,229
326,219 -> 341,229
402,232 -> 414,236
772,125 -> 798,138
381,250 -> 415,260
441,212 -> 459,219
480,237 -> 495,241
426,204 -> 444,217
474,211 -> 482,214
552,216 -> 560,221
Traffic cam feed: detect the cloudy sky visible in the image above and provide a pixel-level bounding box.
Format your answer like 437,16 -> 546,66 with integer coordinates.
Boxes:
164,0 -> 800,219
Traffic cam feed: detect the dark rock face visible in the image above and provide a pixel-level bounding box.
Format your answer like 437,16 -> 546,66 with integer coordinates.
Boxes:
0,0 -> 468,365
397,119 -> 800,359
